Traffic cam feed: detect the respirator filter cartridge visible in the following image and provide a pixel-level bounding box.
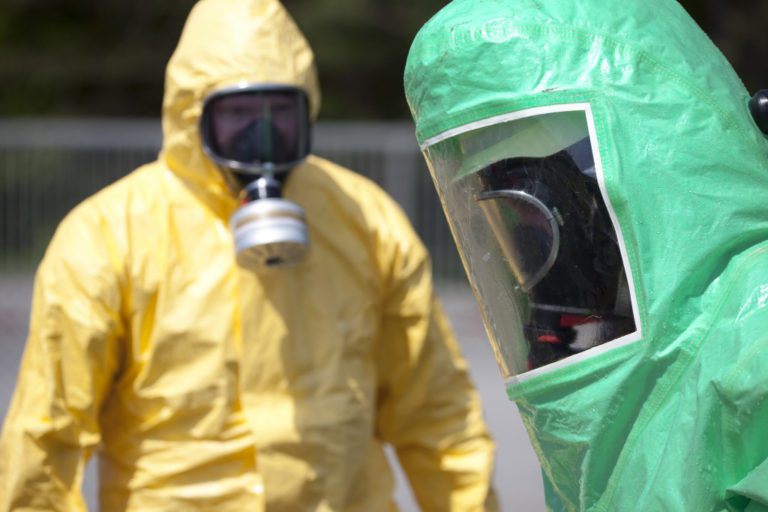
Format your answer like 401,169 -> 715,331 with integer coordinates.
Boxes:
229,198 -> 308,268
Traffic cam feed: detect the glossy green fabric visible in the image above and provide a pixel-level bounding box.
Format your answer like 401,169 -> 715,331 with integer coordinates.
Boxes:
404,0 -> 768,510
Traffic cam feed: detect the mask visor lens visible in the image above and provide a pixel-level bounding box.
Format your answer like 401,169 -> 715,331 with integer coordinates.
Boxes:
202,88 -> 309,168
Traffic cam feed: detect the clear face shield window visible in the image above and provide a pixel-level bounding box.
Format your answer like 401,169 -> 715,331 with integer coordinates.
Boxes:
200,84 -> 310,175
422,106 -> 640,381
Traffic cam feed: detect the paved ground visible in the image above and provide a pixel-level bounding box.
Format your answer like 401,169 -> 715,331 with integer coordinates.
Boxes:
0,274 -> 545,511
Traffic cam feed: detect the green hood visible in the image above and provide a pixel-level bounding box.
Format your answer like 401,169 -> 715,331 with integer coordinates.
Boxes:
405,1 -> 768,510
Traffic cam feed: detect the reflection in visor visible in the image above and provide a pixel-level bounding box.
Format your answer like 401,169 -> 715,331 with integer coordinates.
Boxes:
476,190 -> 560,292
200,86 -> 310,173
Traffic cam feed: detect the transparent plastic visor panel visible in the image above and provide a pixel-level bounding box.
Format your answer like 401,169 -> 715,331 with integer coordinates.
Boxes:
200,85 -> 310,173
422,105 -> 640,379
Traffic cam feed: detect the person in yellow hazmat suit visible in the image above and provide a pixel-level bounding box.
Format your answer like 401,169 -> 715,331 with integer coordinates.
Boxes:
0,0 -> 498,511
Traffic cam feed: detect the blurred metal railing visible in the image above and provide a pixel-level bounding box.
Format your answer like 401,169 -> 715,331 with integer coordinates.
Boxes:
0,119 -> 464,281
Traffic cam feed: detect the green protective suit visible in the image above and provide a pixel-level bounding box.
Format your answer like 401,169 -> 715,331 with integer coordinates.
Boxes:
404,0 -> 768,510
0,1 -> 498,510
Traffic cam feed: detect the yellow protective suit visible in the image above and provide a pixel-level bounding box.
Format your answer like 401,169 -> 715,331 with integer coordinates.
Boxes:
0,0 -> 498,511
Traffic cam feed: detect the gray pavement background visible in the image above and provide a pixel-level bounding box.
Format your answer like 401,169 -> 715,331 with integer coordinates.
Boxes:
0,273 -> 545,511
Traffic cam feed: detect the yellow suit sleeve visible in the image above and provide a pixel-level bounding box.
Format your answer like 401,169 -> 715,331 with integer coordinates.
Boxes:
0,205 -> 123,512
373,202 -> 498,512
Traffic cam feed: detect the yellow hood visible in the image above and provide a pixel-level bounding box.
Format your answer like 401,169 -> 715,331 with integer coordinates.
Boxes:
160,0 -> 321,198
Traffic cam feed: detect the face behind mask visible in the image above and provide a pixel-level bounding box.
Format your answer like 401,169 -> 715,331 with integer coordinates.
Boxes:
225,118 -> 293,165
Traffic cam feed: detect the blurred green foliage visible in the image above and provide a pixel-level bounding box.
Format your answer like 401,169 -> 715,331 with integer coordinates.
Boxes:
0,0 -> 765,120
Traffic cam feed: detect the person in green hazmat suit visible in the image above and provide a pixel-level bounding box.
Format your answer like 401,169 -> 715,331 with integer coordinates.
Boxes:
0,1 -> 500,510
404,0 -> 768,510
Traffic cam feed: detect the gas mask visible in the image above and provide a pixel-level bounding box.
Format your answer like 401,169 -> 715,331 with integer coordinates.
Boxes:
475,147 -> 635,370
200,84 -> 311,269
421,106 -> 640,381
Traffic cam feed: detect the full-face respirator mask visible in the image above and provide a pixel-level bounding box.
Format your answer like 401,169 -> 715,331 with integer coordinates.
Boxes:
200,84 -> 311,269
474,146 -> 635,370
